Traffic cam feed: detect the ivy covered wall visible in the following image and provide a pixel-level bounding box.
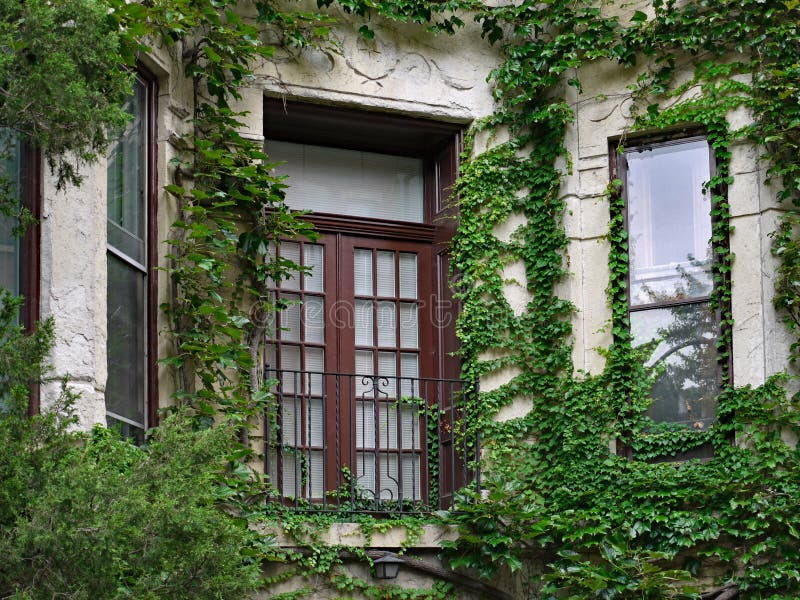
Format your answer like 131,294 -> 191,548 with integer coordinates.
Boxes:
14,0 -> 800,597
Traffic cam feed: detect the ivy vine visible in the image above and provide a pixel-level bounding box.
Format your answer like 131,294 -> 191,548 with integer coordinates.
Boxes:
442,0 -> 800,597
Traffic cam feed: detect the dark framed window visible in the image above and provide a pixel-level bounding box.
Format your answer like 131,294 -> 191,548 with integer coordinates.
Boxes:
612,135 -> 724,440
105,71 -> 158,442
0,130 -> 41,413
263,100 -> 466,508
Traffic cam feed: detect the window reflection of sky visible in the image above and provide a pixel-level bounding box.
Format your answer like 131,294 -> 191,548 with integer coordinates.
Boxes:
627,140 -> 713,306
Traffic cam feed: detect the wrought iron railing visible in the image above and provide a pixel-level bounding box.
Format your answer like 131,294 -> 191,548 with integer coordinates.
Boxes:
265,369 -> 479,513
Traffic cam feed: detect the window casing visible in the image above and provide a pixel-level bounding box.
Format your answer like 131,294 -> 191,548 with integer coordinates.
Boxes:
105,73 -> 157,442
263,100 -> 465,508
614,136 -> 723,435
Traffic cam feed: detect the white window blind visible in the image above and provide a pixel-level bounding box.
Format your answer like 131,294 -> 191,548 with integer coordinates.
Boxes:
266,141 -> 424,222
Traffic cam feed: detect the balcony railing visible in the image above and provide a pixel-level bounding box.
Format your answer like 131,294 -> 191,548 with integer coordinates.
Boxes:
265,369 -> 479,513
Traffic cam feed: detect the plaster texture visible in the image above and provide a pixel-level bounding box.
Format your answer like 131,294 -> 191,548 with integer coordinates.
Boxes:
258,8 -> 499,123
39,158 -> 109,429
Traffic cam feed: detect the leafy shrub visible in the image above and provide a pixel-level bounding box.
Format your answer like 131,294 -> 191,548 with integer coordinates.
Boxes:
0,291 -> 264,599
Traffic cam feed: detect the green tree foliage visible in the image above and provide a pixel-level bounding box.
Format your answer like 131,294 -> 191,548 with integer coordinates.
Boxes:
0,0 -> 132,188
0,301 -> 265,599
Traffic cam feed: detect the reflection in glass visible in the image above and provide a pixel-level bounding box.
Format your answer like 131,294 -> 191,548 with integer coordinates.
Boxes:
626,140 -> 713,306
107,82 -> 147,265
0,132 -> 21,300
106,254 -> 146,426
106,78 -> 148,440
631,303 -> 719,428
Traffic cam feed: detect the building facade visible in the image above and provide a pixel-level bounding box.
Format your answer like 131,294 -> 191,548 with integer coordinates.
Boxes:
1,2 -> 793,598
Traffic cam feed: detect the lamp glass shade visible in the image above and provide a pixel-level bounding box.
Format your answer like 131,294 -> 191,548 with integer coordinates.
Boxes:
373,554 -> 404,579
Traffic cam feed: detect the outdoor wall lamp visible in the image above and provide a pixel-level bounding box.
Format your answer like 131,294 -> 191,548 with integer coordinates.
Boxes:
373,553 -> 405,579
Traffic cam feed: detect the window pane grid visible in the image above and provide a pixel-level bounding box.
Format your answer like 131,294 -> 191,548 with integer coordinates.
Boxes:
267,241 -> 327,500
354,248 -> 420,382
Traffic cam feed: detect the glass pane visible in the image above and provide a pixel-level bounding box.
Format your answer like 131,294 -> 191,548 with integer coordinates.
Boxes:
399,253 -> 417,299
399,454 -> 421,502
264,343 -> 276,371
355,350 -> 374,397
308,450 -> 325,499
281,453 -> 301,498
266,141 -> 424,223
379,403 -> 398,450
399,405 -> 420,451
356,401 -> 376,448
107,79 -> 147,264
305,347 -> 324,395
400,353 -> 419,398
356,452 -> 377,498
399,303 -> 418,348
630,303 -> 719,429
303,243 -> 324,293
377,251 -> 395,297
106,255 -> 146,427
264,291 -> 276,338
0,215 -> 18,297
378,351 -> 397,398
354,249 -> 373,296
280,294 -> 301,342
626,140 -> 713,306
377,404 -> 419,451
304,296 -> 325,344
377,301 -> 397,347
280,398 -> 299,446
308,398 -> 324,447
280,242 -> 301,290
281,346 -> 301,393
378,454 -> 421,501
355,299 -> 374,346
0,132 -> 20,298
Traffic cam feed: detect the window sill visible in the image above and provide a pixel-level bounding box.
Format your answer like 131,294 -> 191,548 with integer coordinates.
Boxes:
261,522 -> 459,548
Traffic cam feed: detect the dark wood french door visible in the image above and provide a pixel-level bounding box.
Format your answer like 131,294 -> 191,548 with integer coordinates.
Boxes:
267,232 -> 438,504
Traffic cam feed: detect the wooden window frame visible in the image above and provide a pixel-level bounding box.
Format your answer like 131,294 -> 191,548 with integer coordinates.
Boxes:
609,131 -> 731,460
14,139 -> 42,415
105,68 -> 159,436
264,99 -> 462,379
264,99 -> 463,503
